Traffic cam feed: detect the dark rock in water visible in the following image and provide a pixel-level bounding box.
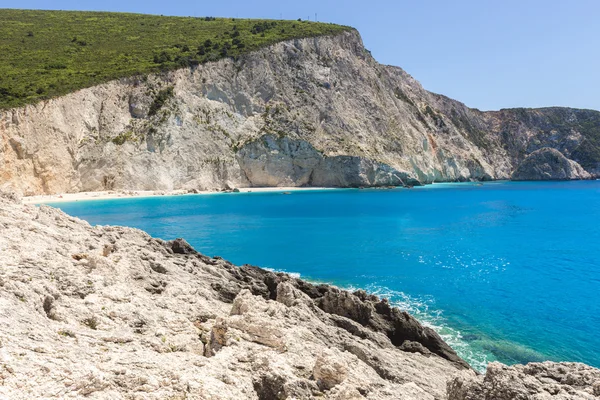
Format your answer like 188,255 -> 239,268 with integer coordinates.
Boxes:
511,147 -> 591,181
462,334 -> 481,342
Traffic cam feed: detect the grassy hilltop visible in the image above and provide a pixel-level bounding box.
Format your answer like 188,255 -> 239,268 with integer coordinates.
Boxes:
0,9 -> 351,109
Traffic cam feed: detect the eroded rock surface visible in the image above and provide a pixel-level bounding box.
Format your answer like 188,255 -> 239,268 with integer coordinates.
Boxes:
1,192 -> 599,399
206,263 -> 469,370
238,135 -> 421,188
0,192 -> 474,399
447,361 -> 600,399
511,147 -> 592,181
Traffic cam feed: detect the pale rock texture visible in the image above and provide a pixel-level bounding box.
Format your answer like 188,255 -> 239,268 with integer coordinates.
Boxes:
511,147 -> 592,180
1,31 -> 599,195
447,361 -> 600,399
0,191 -> 474,399
1,192 -> 599,399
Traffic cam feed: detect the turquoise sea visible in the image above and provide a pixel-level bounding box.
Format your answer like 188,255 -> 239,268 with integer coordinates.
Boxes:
50,181 -> 600,372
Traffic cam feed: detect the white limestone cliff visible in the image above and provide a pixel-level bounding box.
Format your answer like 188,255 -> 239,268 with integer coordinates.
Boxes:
2,31 -> 597,195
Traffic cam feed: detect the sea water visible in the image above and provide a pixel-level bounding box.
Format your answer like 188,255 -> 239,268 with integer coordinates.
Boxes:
50,181 -> 600,371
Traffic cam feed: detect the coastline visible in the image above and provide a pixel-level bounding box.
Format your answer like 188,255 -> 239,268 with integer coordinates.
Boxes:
0,190 -> 476,399
2,189 -> 600,398
20,181 -> 514,205
22,184 -> 488,371
28,179 -> 600,373
22,186 -> 338,204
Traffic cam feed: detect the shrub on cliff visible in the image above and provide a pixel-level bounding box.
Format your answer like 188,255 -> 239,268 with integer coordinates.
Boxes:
0,9 -> 351,109
148,87 -> 174,116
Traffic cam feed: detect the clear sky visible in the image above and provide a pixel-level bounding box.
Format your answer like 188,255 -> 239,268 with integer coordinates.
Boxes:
3,0 -> 599,111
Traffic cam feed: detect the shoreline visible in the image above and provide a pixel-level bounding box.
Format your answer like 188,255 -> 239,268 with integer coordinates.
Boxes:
22,186 -> 338,204
0,188 -> 595,400
21,180 -> 593,204
0,191 -> 476,398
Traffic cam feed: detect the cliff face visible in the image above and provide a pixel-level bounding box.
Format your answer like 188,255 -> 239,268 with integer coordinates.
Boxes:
0,31 -> 598,195
511,147 -> 592,180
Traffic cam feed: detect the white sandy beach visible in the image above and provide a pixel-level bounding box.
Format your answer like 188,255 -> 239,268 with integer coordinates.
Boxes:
22,187 -> 337,204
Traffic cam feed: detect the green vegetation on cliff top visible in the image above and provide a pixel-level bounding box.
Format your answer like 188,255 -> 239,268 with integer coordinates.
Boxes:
0,9 -> 351,109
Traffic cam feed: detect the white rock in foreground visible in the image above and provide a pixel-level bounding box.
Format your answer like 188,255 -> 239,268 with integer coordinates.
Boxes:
0,191 -> 599,399
0,192 -> 471,399
448,362 -> 600,399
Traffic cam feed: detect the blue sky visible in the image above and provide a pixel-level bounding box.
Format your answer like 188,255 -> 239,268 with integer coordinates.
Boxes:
3,0 -> 599,111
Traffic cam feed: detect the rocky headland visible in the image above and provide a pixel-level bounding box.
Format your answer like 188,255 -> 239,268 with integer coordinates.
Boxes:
1,191 -> 599,399
1,30 -> 599,196
511,147 -> 592,181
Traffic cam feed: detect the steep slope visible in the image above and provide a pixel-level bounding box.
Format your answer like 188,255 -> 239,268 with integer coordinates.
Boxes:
1,27 -> 599,195
485,107 -> 600,177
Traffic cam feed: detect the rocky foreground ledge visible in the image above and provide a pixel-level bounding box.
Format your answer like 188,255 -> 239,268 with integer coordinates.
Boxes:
0,192 -> 599,399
